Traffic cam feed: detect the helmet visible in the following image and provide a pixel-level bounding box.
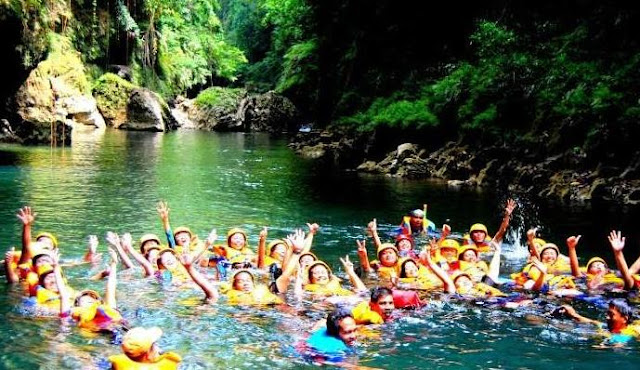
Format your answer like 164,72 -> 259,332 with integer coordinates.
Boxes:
173,227 -> 193,238
440,239 -> 461,251
395,234 -> 414,247
469,223 -> 488,234
377,243 -> 398,259
139,233 -> 162,253
74,289 -> 102,306
586,257 -> 607,271
226,228 -> 248,245
458,245 -> 478,260
268,239 -> 288,253
408,209 -> 424,218
539,243 -> 560,259
35,232 -> 58,249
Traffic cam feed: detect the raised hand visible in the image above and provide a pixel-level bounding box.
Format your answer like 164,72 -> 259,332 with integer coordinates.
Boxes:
566,235 -> 581,249
50,249 -> 61,267
307,223 -> 320,235
5,247 -> 15,261
367,219 -> 377,234
608,230 -> 625,252
16,206 -> 36,226
505,199 -> 517,216
121,233 -> 133,250
339,255 -> 355,273
356,239 -> 366,253
259,227 -> 268,240
156,201 -> 170,221
178,248 -> 206,268
88,235 -> 99,253
531,257 -> 547,274
442,224 -> 451,238
105,231 -> 120,247
286,229 -> 306,252
526,228 -> 537,241
206,228 -> 218,245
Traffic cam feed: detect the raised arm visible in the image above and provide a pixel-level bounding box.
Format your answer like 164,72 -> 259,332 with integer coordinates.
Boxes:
356,239 -> 371,272
5,248 -> 19,283
178,248 -> 218,302
566,235 -> 582,278
275,229 -> 305,294
120,233 -> 154,277
560,304 -> 601,326
302,223 -> 319,253
257,227 -> 267,269
105,232 -> 134,269
526,228 -> 541,260
492,199 -> 517,244
422,240 -> 455,293
104,247 -> 119,309
529,258 -> 547,291
609,230 -> 634,290
157,201 -> 176,248
437,224 -> 452,245
52,250 -> 71,315
367,219 -> 382,251
83,235 -> 102,264
340,255 -> 367,292
16,206 -> 36,264
487,241 -> 502,281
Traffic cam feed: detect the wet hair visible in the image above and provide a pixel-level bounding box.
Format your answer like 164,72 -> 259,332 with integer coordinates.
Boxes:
326,308 -> 354,338
370,287 -> 393,303
609,299 -> 633,322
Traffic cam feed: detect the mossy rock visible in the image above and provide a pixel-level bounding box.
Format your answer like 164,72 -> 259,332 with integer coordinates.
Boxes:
195,87 -> 246,110
93,73 -> 138,127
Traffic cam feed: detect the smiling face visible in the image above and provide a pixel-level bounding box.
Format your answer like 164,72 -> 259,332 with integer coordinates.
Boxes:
409,216 -> 423,231
229,233 -> 246,250
541,248 -> 558,264
374,294 -> 395,318
42,273 -> 58,292
441,247 -> 458,261
338,317 -> 357,346
588,261 -> 607,275
160,252 -> 177,269
299,254 -> 315,268
606,305 -> 628,333
174,232 -> 190,246
233,272 -> 254,292
461,249 -> 477,263
310,264 -> 330,285
77,294 -> 99,308
270,244 -> 286,260
402,260 -> 419,278
379,248 -> 398,267
470,230 -> 486,243
396,239 -> 412,252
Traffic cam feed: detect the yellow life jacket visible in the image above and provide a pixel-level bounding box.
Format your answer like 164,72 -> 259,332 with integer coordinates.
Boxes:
263,255 -> 281,268
304,279 -> 353,297
226,285 -> 283,305
351,301 -> 384,325
217,245 -> 255,260
71,303 -> 123,331
108,352 -> 182,370
586,272 -> 624,287
459,261 -> 489,282
370,260 -> 399,279
458,282 -> 506,297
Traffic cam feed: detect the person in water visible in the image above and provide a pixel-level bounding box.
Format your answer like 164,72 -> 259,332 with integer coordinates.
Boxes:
351,287 -> 396,325
456,199 -> 516,252
109,327 -> 182,369
304,308 -> 358,363
565,233 -> 626,291
559,299 -> 640,345
399,207 -> 436,235
356,238 -> 400,280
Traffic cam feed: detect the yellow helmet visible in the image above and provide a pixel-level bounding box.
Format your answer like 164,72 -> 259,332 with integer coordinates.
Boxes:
306,260 -> 333,282
533,238 -> 546,249
74,289 -> 102,306
173,227 -> 192,238
35,232 -> 58,249
458,244 -> 478,260
440,239 -> 461,251
539,243 -> 560,258
139,233 -> 162,253
451,270 -> 472,283
469,223 -> 488,234
268,239 -> 288,253
586,257 -> 607,271
376,243 -> 398,259
226,228 -> 248,244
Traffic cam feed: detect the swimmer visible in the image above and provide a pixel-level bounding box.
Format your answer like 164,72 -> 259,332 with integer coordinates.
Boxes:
352,287 -> 396,325
463,199 -> 516,252
356,239 -> 399,280
109,327 -> 182,369
559,299 -> 640,345
566,234 -> 625,290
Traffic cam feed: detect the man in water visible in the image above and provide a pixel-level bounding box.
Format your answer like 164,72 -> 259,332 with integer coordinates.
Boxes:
559,299 -> 640,345
304,308 -> 358,363
352,287 -> 396,324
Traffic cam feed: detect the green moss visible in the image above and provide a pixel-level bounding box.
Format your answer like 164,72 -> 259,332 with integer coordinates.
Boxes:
92,73 -> 137,123
195,87 -> 246,108
34,33 -> 91,96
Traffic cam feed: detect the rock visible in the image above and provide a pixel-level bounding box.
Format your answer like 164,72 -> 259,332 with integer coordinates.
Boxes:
93,73 -> 137,128
58,95 -> 105,128
107,65 -> 133,82
396,143 -> 418,161
299,143 -> 327,159
121,89 -> 176,132
357,161 -> 379,172
238,91 -> 299,132
0,119 -> 21,143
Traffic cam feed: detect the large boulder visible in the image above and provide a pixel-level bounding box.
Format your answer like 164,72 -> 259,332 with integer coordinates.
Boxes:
238,91 -> 299,132
93,73 -> 136,128
13,34 -> 101,145
187,87 -> 247,130
0,119 -> 21,143
120,89 -> 177,132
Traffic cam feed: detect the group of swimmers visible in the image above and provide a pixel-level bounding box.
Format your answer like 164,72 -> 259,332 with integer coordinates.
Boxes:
3,199 -> 640,368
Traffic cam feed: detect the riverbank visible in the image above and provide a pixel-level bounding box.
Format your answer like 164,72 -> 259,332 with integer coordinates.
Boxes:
289,126 -> 640,205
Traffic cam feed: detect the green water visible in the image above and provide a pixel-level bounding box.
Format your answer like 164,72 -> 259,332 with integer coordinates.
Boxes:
0,129 -> 639,369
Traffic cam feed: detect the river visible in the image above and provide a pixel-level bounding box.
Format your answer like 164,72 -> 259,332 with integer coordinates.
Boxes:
0,128 -> 638,369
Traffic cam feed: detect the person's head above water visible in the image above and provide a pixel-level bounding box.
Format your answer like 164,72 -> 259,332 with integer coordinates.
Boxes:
607,299 -> 633,333
308,261 -> 332,285
468,223 -> 489,244
407,209 -> 424,231
227,228 -> 248,250
326,308 -> 357,346
121,327 -> 163,361
370,287 -> 395,319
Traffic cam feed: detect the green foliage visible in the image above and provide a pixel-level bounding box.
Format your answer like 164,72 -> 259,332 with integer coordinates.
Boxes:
277,39 -> 317,93
37,33 -> 91,96
92,73 -> 137,122
155,0 -> 247,94
194,86 -> 245,108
